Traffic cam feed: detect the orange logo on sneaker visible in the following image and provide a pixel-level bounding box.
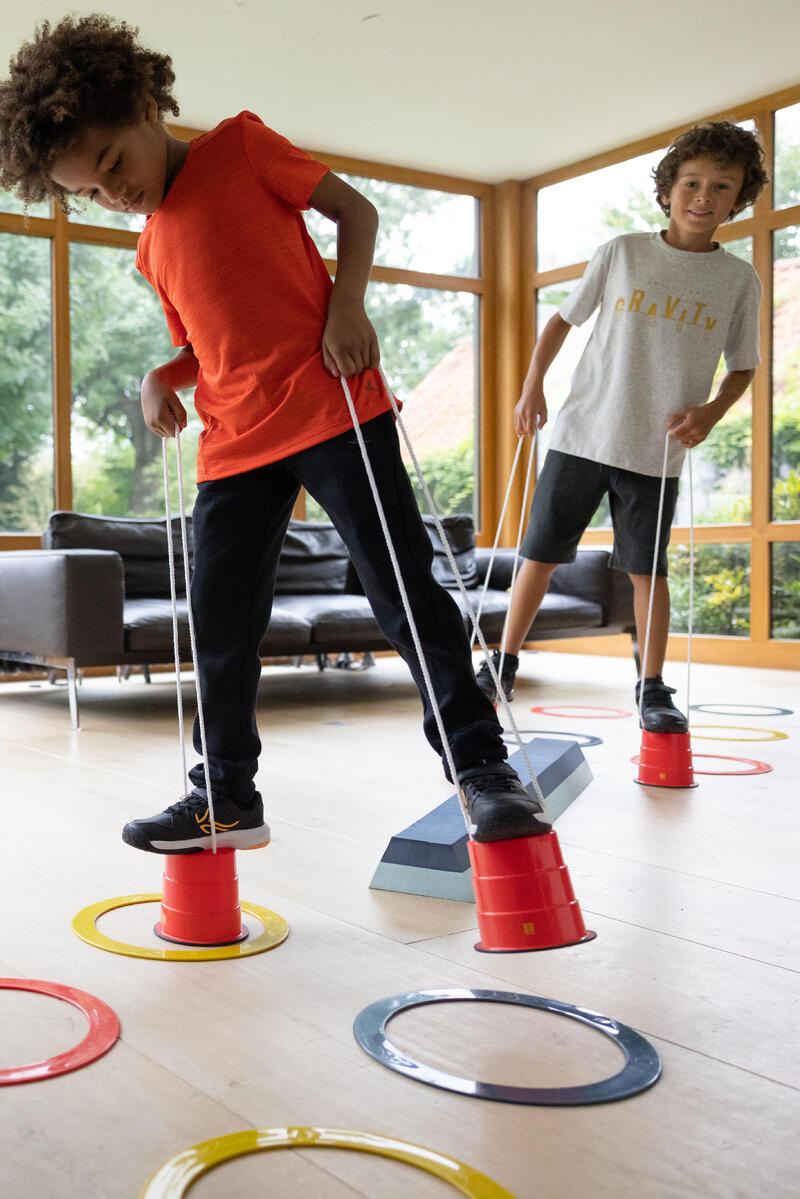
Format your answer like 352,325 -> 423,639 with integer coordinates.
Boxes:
194,808 -> 240,835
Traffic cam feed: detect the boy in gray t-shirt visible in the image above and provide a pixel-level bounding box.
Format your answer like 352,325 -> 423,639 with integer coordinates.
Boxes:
478,122 -> 768,732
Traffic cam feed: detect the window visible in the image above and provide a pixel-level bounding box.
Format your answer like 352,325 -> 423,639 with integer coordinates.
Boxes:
69,242 -> 199,517
772,225 -> 800,523
0,233 -> 53,532
304,174 -> 483,523
531,97 -> 800,663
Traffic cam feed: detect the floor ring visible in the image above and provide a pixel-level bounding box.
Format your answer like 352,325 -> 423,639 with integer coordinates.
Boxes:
501,728 -> 604,748
139,1126 -> 515,1198
72,894 -> 289,961
0,978 -> 119,1086
530,705 -> 632,719
353,988 -> 661,1106
689,724 -> 788,743
690,703 -> 793,717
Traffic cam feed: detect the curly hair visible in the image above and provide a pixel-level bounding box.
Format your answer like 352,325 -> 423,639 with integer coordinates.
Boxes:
653,121 -> 768,220
0,13 -> 179,210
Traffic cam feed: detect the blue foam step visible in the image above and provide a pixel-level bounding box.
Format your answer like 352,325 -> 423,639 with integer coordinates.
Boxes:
370,737 -> 591,901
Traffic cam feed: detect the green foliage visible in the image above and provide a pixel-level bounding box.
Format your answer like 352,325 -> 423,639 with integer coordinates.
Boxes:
307,439 -> 475,524
0,234 -> 53,528
406,438 -> 475,518
773,469 -> 800,520
771,541 -> 800,638
669,543 -> 751,636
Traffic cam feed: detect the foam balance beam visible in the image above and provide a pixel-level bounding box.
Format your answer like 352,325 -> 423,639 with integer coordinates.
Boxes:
370,737 -> 592,901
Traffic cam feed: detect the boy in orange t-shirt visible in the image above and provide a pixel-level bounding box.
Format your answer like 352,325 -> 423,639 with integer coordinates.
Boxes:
1,14 -> 551,851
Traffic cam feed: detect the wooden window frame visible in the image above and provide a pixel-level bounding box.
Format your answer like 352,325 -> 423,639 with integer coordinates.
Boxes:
520,85 -> 800,669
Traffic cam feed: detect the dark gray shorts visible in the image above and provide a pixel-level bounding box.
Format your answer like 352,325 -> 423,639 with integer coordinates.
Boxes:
521,450 -> 679,576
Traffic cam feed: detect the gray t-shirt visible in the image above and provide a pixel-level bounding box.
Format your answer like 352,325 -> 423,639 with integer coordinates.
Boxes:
550,231 -> 762,476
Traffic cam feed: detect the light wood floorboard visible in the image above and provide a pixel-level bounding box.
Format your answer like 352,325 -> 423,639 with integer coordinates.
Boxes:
1,650 -> 797,1197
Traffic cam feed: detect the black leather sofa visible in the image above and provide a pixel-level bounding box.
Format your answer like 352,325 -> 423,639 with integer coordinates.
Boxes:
0,510 -> 635,726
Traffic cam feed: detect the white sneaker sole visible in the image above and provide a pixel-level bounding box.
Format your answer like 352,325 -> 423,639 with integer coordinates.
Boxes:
150,822 -> 271,853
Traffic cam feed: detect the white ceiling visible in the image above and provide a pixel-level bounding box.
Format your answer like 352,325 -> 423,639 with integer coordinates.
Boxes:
2,1 -> 799,183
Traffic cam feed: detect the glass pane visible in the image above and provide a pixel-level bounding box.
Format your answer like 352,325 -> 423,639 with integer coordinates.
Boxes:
306,284 -> 478,523
674,234 -> 754,527
70,243 -> 200,517
772,226 -> 800,521
774,103 -> 800,211
534,280 -> 609,527
537,148 -> 667,272
727,119 -> 757,226
68,203 -> 145,234
771,542 -> 800,639
668,542 -> 750,636
0,234 -> 53,532
0,187 -> 50,219
305,177 -> 478,277
719,234 -> 753,264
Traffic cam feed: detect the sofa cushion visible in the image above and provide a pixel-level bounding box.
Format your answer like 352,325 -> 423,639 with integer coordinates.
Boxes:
123,598 -> 313,656
274,594 -> 384,650
274,521 -> 349,595
450,588 -> 509,642
44,511 -> 191,599
422,514 -> 478,590
530,594 -> 603,632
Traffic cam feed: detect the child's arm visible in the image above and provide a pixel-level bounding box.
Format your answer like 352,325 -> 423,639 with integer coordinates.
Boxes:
667,368 -> 755,448
514,313 -> 572,436
308,172 -> 380,378
140,345 -> 199,438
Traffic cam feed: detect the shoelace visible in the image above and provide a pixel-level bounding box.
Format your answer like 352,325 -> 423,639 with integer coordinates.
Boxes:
164,793 -> 207,817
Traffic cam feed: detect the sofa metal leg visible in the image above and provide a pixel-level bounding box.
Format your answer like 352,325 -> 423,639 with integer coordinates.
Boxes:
66,661 -> 80,731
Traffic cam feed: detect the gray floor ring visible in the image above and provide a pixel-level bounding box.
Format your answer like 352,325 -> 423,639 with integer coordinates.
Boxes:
501,728 -> 604,748
354,988 -> 662,1106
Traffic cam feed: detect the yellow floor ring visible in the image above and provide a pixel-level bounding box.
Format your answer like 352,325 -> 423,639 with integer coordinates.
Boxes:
140,1126 -> 515,1198
689,724 -> 788,743
72,894 -> 288,962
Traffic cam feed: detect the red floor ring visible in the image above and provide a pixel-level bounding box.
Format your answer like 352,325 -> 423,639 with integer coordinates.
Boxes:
630,752 -> 772,776
689,753 -> 772,776
530,704 -> 632,719
0,978 -> 120,1086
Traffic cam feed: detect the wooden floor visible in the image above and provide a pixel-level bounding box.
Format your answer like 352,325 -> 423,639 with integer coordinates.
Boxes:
1,650 -> 798,1198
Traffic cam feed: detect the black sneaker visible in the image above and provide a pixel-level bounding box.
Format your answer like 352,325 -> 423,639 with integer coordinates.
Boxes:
636,676 -> 688,734
475,650 -> 519,703
122,791 -> 271,854
459,762 -> 552,842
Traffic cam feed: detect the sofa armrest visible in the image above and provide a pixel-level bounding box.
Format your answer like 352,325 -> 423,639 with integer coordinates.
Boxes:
0,549 -> 125,658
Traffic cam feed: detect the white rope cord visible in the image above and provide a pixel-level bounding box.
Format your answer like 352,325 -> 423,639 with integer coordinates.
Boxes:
638,433 -> 670,727
161,439 -> 188,796
637,430 -> 695,729
686,449 -> 694,719
164,426 -> 217,853
339,378 -> 467,832
375,366 -> 546,809
468,437 -> 524,648
497,435 -> 537,695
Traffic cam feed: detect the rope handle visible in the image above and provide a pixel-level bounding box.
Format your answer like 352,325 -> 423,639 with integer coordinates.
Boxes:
370,367 -> 546,810
163,428 -> 217,853
637,430 -> 694,725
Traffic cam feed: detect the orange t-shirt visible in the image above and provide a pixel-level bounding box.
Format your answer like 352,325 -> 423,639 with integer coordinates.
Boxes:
136,112 -> 392,481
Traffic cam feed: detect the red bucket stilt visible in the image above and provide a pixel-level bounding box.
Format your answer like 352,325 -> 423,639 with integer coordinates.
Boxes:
468,831 -> 596,952
154,848 -> 248,946
635,730 -> 696,788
